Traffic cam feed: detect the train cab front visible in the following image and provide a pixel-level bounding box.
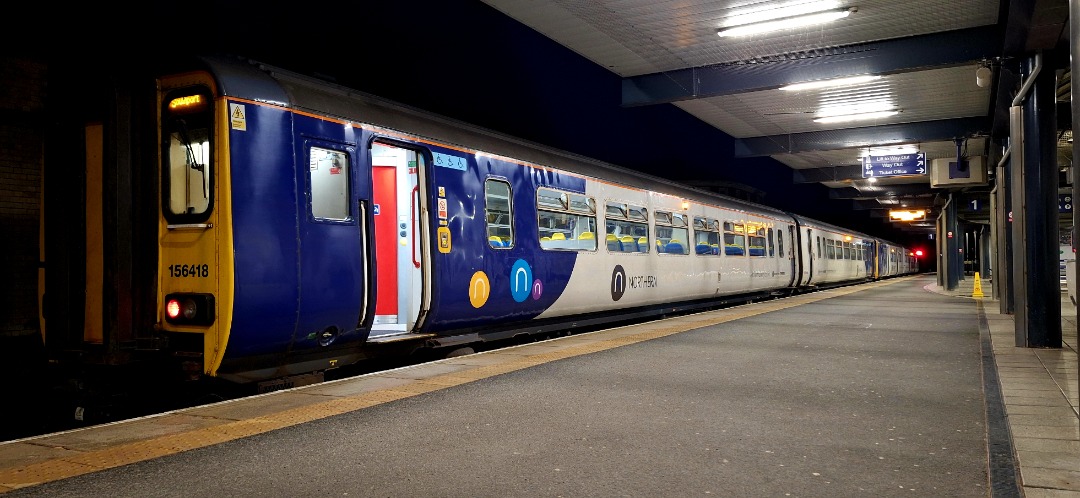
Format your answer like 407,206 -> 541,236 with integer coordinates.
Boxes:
156,73 -> 232,383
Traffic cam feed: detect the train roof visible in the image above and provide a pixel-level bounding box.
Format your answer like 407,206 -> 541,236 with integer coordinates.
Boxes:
193,54 -> 905,248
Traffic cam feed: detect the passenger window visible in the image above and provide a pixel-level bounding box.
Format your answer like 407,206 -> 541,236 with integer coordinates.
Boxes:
655,210 -> 689,255
723,221 -> 746,256
767,228 -> 775,257
309,146 -> 350,220
748,223 -> 766,257
693,217 -> 720,255
777,230 -> 785,258
605,202 -> 649,252
485,179 -> 513,249
537,188 -> 596,251
843,241 -> 852,260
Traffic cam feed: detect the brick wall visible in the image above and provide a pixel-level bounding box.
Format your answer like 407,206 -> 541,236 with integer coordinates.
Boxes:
0,56 -> 46,339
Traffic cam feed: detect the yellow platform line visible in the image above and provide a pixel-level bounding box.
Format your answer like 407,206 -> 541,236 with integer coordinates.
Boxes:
0,276 -> 914,492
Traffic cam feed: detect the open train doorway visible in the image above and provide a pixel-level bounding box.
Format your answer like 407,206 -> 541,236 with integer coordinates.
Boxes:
369,141 -> 430,340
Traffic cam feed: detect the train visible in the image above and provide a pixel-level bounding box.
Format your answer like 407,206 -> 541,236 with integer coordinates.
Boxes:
39,54 -> 917,402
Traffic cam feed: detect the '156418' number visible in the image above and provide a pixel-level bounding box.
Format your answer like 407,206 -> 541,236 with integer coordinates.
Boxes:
168,264 -> 209,278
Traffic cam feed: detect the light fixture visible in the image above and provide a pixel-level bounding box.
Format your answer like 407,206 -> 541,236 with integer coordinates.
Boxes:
718,6 -> 857,37
814,110 -> 899,123
889,209 -> 927,221
817,100 -> 895,118
780,75 -> 881,91
975,66 -> 992,88
975,60 -> 993,88
860,145 -> 920,157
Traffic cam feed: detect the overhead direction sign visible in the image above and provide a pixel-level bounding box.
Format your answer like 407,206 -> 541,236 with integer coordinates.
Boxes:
862,152 -> 927,178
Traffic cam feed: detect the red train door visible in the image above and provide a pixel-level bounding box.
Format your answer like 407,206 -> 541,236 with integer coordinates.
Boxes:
373,166 -> 398,317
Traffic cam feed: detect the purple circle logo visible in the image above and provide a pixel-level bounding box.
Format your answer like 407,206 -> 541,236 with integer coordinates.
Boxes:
532,279 -> 543,300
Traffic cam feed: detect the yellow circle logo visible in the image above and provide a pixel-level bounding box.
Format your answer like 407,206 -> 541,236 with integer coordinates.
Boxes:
469,271 -> 490,308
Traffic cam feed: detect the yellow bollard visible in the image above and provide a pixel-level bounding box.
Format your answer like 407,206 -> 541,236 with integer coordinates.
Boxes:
972,272 -> 984,298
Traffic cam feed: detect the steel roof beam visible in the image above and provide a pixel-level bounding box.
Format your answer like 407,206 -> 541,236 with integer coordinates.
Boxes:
850,200 -> 878,210
850,199 -> 936,211
734,117 -> 991,157
793,165 -> 862,183
622,26 -> 1001,106
828,184 -> 935,199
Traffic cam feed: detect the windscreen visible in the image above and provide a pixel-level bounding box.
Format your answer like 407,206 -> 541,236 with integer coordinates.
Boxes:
162,89 -> 213,222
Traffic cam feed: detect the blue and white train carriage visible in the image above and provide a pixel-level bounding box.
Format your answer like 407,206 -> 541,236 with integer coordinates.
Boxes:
134,55 -> 916,386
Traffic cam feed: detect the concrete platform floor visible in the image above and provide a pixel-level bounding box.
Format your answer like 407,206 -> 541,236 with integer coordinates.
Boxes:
0,274 -> 1076,496
926,275 -> 1079,497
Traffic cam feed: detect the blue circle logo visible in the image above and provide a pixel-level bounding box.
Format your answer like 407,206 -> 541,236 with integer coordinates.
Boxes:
510,259 -> 533,303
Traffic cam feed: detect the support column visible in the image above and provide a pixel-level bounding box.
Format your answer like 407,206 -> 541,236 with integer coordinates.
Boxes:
102,81 -> 136,362
1069,0 -> 1080,385
1011,52 -> 1061,348
936,213 -> 946,287
980,225 -> 991,277
994,140 -> 1013,312
946,193 -> 960,290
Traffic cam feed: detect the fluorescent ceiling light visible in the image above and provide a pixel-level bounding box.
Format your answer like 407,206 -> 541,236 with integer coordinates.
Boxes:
860,145 -> 920,157
816,100 -> 895,117
781,75 -> 880,91
718,7 -> 855,37
723,0 -> 842,27
813,110 -> 899,123
820,91 -> 893,103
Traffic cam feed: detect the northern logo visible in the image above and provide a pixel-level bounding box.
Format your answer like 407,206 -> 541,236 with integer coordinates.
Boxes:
611,265 -> 626,301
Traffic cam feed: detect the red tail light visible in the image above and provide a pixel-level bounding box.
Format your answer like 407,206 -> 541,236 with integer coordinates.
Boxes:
166,299 -> 182,319
164,293 -> 215,325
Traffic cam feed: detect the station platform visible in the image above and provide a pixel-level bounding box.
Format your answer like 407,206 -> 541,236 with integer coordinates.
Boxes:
0,274 -> 1076,497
